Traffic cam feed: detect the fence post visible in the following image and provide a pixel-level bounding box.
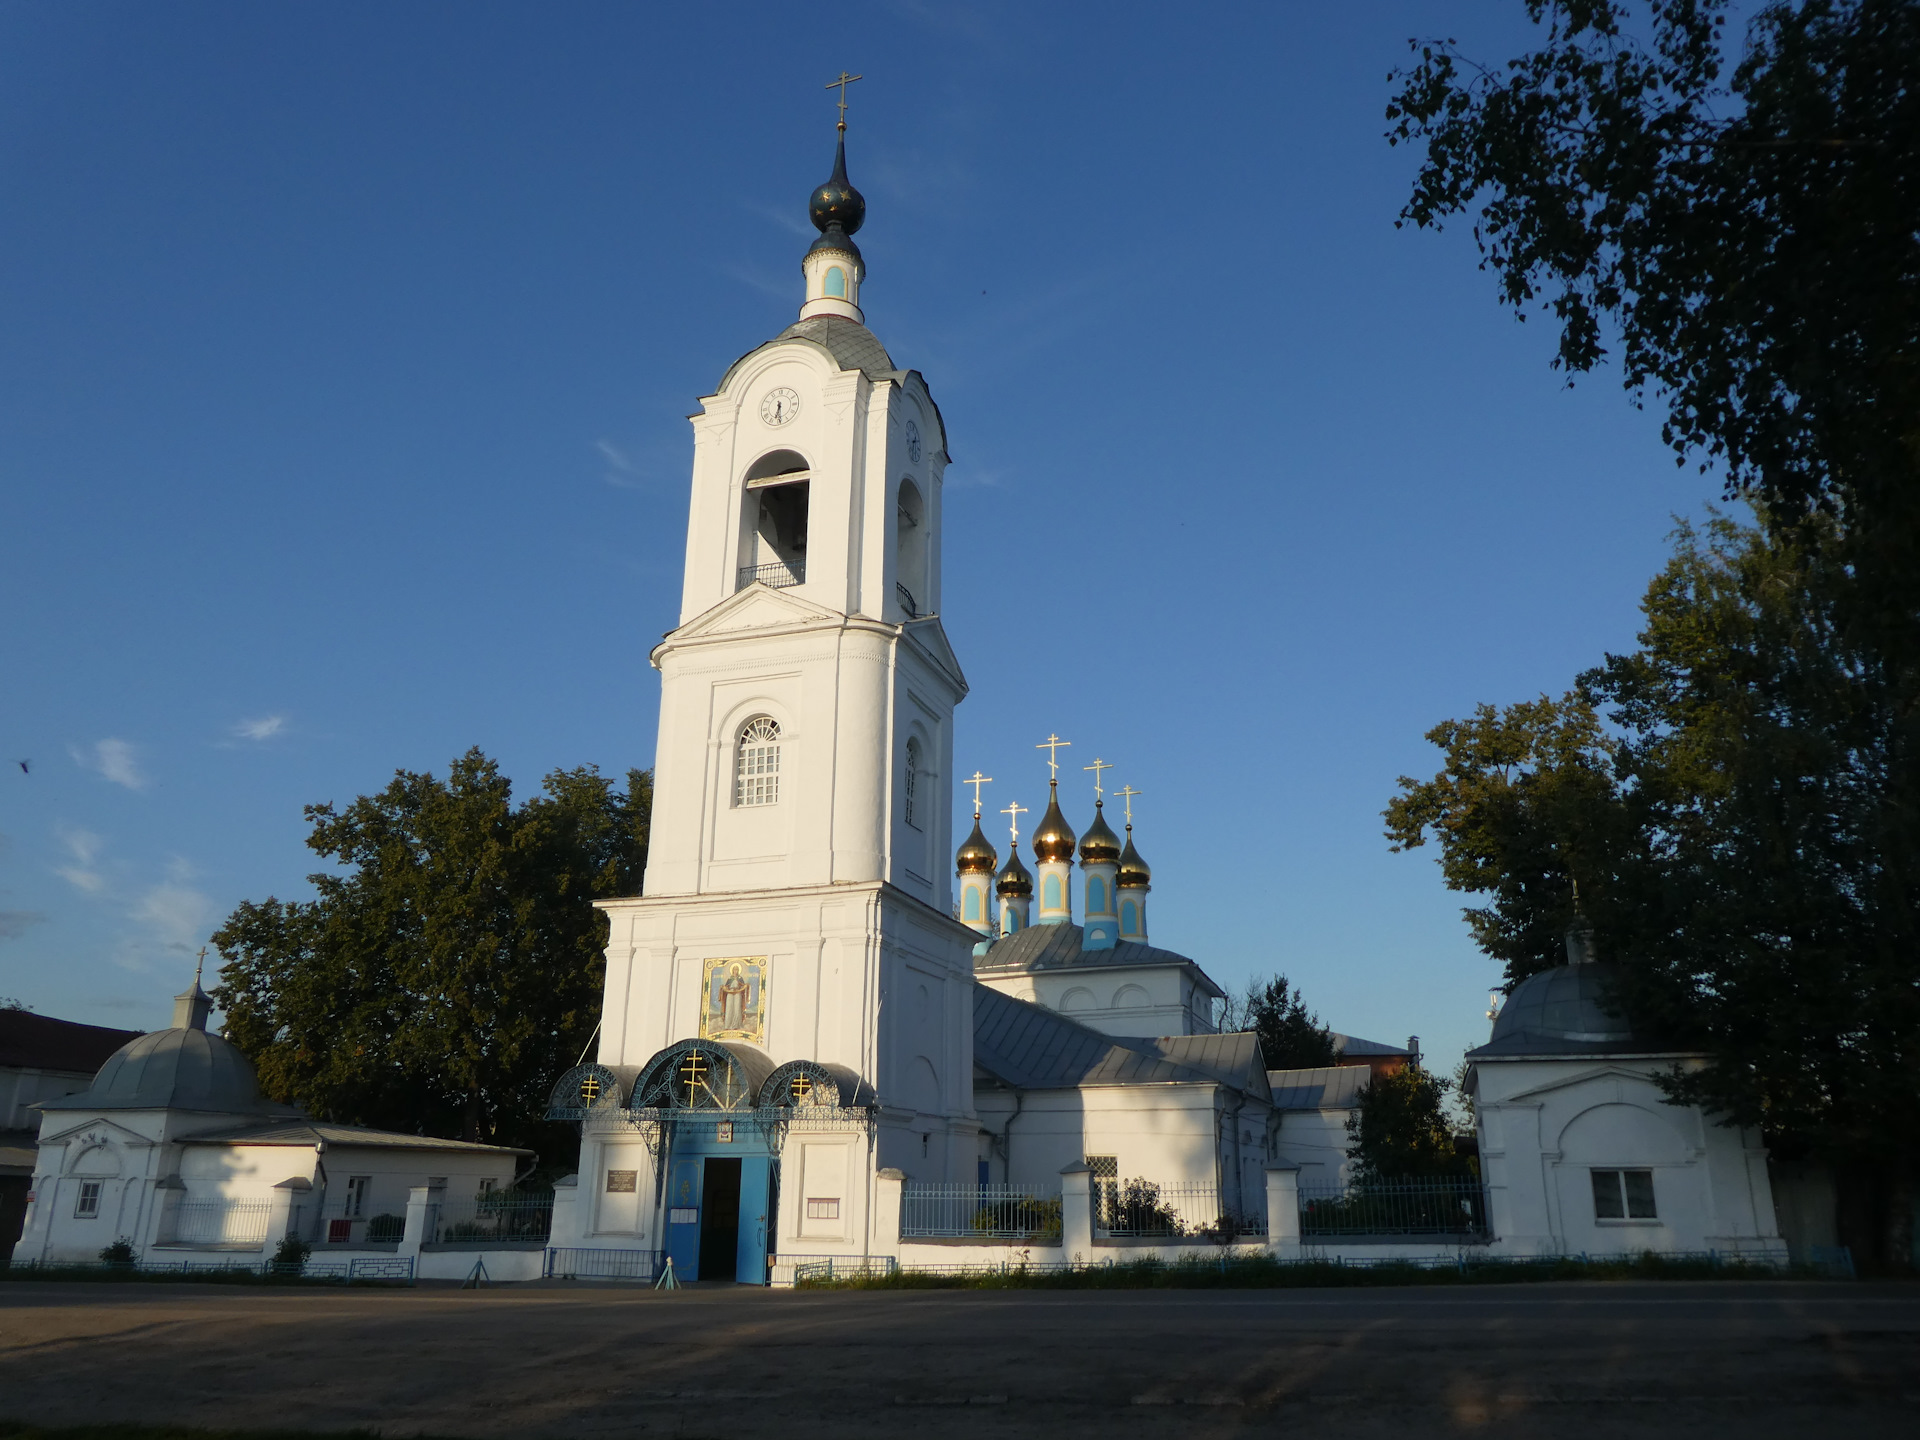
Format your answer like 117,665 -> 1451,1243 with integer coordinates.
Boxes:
872,1168 -> 905,1264
1264,1165 -> 1301,1256
399,1183 -> 439,1258
547,1174 -> 583,1248
265,1177 -> 309,1254
1059,1163 -> 1093,1261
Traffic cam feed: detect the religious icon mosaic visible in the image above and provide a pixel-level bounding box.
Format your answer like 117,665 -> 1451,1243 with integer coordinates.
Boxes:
699,956 -> 768,1044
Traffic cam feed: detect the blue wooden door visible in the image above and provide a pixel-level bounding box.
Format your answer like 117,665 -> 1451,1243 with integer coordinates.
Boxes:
735,1155 -> 771,1284
665,1156 -> 702,1279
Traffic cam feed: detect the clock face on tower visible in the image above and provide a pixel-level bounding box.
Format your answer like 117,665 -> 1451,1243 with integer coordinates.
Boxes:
905,420 -> 921,464
760,388 -> 800,426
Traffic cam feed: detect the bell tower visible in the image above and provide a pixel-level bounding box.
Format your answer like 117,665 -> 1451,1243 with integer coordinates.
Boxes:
584,103 -> 982,1256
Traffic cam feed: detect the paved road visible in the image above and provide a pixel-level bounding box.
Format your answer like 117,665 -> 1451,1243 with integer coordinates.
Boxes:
1,1280 -> 1916,1438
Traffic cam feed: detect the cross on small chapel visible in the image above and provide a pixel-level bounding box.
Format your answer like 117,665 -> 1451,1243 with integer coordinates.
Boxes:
1115,785 -> 1142,827
1001,800 -> 1028,844
1035,733 -> 1072,779
825,71 -> 863,130
965,770 -> 993,817
194,946 -> 207,985
1083,757 -> 1114,800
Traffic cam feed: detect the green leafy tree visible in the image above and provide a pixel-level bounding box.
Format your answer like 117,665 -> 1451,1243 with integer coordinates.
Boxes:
212,749 -> 649,1162
1389,516 -> 1920,1263
1221,975 -> 1340,1070
1347,1066 -> 1473,1181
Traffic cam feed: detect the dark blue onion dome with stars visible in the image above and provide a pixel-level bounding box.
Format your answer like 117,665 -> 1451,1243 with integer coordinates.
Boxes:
808,133 -> 866,270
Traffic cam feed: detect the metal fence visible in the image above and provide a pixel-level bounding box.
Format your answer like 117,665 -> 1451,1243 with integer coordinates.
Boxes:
1093,1180 -> 1267,1241
429,1192 -> 553,1246
1298,1179 -> 1490,1238
157,1200 -> 272,1247
543,1246 -> 663,1281
781,1254 -> 899,1286
901,1183 -> 1062,1241
737,561 -> 804,591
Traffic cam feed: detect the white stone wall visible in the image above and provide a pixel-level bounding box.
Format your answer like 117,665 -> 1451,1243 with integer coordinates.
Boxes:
1473,1056 -> 1782,1257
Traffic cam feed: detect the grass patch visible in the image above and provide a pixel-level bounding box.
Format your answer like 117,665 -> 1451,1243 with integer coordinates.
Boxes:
798,1252 -> 1829,1290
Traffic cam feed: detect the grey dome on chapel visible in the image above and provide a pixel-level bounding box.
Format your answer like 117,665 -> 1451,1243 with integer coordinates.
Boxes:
39,1025 -> 286,1115
1467,962 -> 1646,1059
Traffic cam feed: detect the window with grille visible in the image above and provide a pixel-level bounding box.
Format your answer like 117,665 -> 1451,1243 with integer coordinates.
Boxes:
904,737 -> 921,829
75,1181 -> 101,1218
345,1175 -> 370,1218
1084,1155 -> 1118,1180
806,1197 -> 840,1220
735,716 -> 781,806
1591,1168 -> 1657,1220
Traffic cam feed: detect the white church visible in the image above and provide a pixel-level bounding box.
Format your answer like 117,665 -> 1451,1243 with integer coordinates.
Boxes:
536,114 -> 1790,1281
11,105 -> 1794,1282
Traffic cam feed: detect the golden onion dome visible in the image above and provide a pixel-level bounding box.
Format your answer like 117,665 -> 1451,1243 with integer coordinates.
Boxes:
1030,781 -> 1077,864
1117,829 -> 1152,890
1079,801 -> 1122,865
996,844 -> 1033,897
956,816 -> 998,875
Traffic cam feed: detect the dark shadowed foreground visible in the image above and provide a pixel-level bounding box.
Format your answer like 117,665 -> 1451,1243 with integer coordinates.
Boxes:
1,1280 -> 1915,1439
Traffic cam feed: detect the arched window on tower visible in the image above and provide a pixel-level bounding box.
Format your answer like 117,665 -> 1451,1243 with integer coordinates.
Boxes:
735,716 -> 782,806
825,265 -> 847,298
904,737 -> 921,829
895,479 -> 927,618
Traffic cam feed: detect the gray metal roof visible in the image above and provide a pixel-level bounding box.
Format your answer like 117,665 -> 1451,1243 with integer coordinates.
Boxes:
1332,1032 -> 1413,1059
718,316 -> 897,389
972,923 -> 1226,999
36,1026 -> 292,1116
180,1120 -> 530,1155
1466,962 -> 1666,1059
1267,1065 -> 1370,1111
972,985 -> 1265,1098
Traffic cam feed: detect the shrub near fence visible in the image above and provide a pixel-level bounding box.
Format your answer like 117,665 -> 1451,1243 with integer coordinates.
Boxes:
902,1184 -> 1062,1241
1094,1180 -> 1266,1241
430,1191 -> 553,1245
1299,1178 -> 1489,1238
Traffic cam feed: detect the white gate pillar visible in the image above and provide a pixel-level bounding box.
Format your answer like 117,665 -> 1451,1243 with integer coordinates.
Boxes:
1059,1162 -> 1093,1263
1265,1164 -> 1301,1255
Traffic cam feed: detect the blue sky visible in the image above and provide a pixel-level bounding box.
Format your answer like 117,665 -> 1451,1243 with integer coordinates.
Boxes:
0,3 -> 1715,1079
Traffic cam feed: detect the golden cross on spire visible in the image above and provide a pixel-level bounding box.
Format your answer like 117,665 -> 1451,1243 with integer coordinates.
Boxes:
1035,733 -> 1072,780
1083,757 -> 1113,800
1000,799 -> 1028,844
194,945 -> 207,986
825,71 -> 864,131
965,770 -> 993,817
1115,785 -> 1142,827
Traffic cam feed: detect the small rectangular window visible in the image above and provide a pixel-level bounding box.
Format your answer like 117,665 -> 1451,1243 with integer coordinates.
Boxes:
605,1169 -> 638,1194
1592,1168 -> 1657,1221
345,1175 -> 371,1218
806,1197 -> 840,1221
75,1181 -> 101,1218
1084,1155 -> 1118,1180
668,1206 -> 698,1224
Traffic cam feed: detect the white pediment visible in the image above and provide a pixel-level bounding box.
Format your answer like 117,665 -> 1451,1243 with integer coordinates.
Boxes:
1500,1063 -> 1673,1104
902,617 -> 969,694
38,1115 -> 155,1150
669,584 -> 843,642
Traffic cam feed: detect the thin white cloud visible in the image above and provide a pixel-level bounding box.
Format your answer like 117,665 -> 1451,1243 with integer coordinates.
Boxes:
232,715 -> 286,741
0,910 -> 47,942
129,882 -> 214,959
70,738 -> 147,790
55,825 -> 106,893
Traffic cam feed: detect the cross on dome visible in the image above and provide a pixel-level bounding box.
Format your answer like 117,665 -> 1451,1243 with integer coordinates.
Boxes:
825,70 -> 863,131
965,770 -> 993,817
1115,785 -> 1143,827
1035,733 -> 1072,779
1083,757 -> 1113,800
1000,799 -> 1028,844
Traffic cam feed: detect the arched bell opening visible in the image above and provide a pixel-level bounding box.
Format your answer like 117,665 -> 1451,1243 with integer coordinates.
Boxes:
894,478 -> 926,617
738,449 -> 810,592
